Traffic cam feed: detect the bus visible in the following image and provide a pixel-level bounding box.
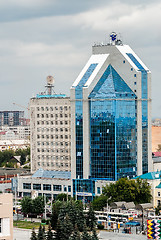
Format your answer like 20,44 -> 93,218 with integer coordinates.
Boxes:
95,211 -> 133,229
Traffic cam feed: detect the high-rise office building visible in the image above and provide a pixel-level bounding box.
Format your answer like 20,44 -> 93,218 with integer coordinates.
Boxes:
30,76 -> 71,172
70,33 -> 152,199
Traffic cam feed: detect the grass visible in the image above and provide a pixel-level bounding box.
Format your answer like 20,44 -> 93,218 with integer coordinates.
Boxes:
13,220 -> 45,229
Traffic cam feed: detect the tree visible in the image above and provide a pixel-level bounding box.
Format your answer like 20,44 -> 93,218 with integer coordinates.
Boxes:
81,226 -> 91,240
30,228 -> 37,240
92,195 -> 108,211
91,229 -> 99,240
157,144 -> 161,152
50,201 -> 62,230
86,204 -> 97,231
102,177 -> 152,204
33,196 -> 45,215
46,224 -> 54,240
69,225 -> 81,240
56,193 -> 68,201
21,197 -> 33,215
37,225 -> 45,240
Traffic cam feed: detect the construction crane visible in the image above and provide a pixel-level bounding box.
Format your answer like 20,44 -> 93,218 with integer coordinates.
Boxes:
12,103 -> 30,124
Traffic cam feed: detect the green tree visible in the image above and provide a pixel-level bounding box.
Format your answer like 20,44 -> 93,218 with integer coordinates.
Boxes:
50,201 -> 62,230
69,225 -> 81,240
33,196 -> 45,215
157,144 -> 161,152
46,224 -> 54,240
86,204 -> 97,231
30,228 -> 37,240
81,226 -> 91,240
102,177 -> 152,204
21,197 -> 33,215
56,193 -> 68,201
91,229 -> 99,240
37,225 -> 45,240
92,195 -> 108,211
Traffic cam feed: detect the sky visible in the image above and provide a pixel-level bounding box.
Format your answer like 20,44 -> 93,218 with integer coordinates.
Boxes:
0,0 -> 160,118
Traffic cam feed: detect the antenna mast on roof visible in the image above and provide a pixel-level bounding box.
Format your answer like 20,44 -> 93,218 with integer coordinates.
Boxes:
45,75 -> 55,95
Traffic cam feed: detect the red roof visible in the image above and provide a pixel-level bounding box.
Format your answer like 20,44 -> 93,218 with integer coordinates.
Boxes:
153,152 -> 161,157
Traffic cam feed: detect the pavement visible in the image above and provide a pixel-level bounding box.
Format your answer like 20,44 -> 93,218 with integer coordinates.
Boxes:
13,228 -> 147,240
13,228 -> 32,240
99,231 -> 147,240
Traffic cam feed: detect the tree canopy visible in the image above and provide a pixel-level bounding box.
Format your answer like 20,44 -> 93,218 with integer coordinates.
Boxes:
102,177 -> 152,204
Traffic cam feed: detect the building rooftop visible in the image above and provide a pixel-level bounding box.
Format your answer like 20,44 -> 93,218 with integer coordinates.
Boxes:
35,94 -> 67,99
32,168 -> 71,179
134,171 -> 161,180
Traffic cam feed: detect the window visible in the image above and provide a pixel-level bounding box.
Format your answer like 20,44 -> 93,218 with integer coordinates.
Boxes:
123,60 -> 125,63
43,184 -> 51,191
64,186 -> 67,192
97,187 -> 101,194
0,218 -> 1,233
158,192 -> 160,197
23,183 -> 31,189
158,200 -> 161,206
68,186 -> 71,192
134,74 -> 136,77
33,184 -> 41,190
53,185 -> 62,191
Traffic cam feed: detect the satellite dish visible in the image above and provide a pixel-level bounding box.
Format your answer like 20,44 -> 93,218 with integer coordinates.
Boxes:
46,75 -> 54,85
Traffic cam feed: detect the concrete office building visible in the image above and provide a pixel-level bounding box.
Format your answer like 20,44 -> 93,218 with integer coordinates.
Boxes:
30,76 -> 71,172
70,33 -> 152,200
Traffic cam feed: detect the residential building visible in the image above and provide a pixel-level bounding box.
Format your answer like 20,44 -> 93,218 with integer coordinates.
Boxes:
0,111 -> 24,126
30,76 -> 71,172
135,171 -> 161,208
0,193 -> 13,240
0,139 -> 29,152
0,125 -> 30,140
70,32 -> 152,200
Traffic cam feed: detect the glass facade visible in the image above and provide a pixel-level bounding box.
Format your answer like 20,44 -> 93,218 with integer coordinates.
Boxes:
73,179 -> 95,201
127,53 -> 149,174
75,63 -> 98,178
89,65 -> 137,180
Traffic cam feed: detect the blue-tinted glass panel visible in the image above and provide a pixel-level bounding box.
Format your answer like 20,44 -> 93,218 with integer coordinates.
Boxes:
75,63 -> 98,179
89,65 -> 136,99
141,70 -> 148,173
73,179 -> 95,201
75,63 -> 98,99
89,65 -> 137,180
126,53 -> 144,71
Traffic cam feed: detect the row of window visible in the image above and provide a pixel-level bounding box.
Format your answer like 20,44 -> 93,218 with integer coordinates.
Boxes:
37,113 -> 70,118
37,142 -> 70,147
37,147 -> 69,153
37,155 -> 70,160
37,162 -> 70,167
23,183 -> 71,192
37,120 -> 70,125
37,127 -> 69,132
37,106 -> 70,111
37,135 -> 70,139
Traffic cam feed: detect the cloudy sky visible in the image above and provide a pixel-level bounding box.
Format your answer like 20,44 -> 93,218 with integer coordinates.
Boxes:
0,0 -> 160,118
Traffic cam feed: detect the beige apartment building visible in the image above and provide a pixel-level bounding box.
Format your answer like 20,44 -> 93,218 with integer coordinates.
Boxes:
0,193 -> 13,240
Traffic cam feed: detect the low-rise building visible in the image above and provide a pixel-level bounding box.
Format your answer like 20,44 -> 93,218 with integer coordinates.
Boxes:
135,171 -> 161,208
0,193 -> 13,240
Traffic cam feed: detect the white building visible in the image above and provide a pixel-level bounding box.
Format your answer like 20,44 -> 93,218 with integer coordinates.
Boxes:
30,76 -> 71,172
0,125 -> 30,140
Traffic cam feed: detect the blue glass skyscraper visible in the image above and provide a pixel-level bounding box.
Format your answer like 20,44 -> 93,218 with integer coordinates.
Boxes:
70,34 -> 152,200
